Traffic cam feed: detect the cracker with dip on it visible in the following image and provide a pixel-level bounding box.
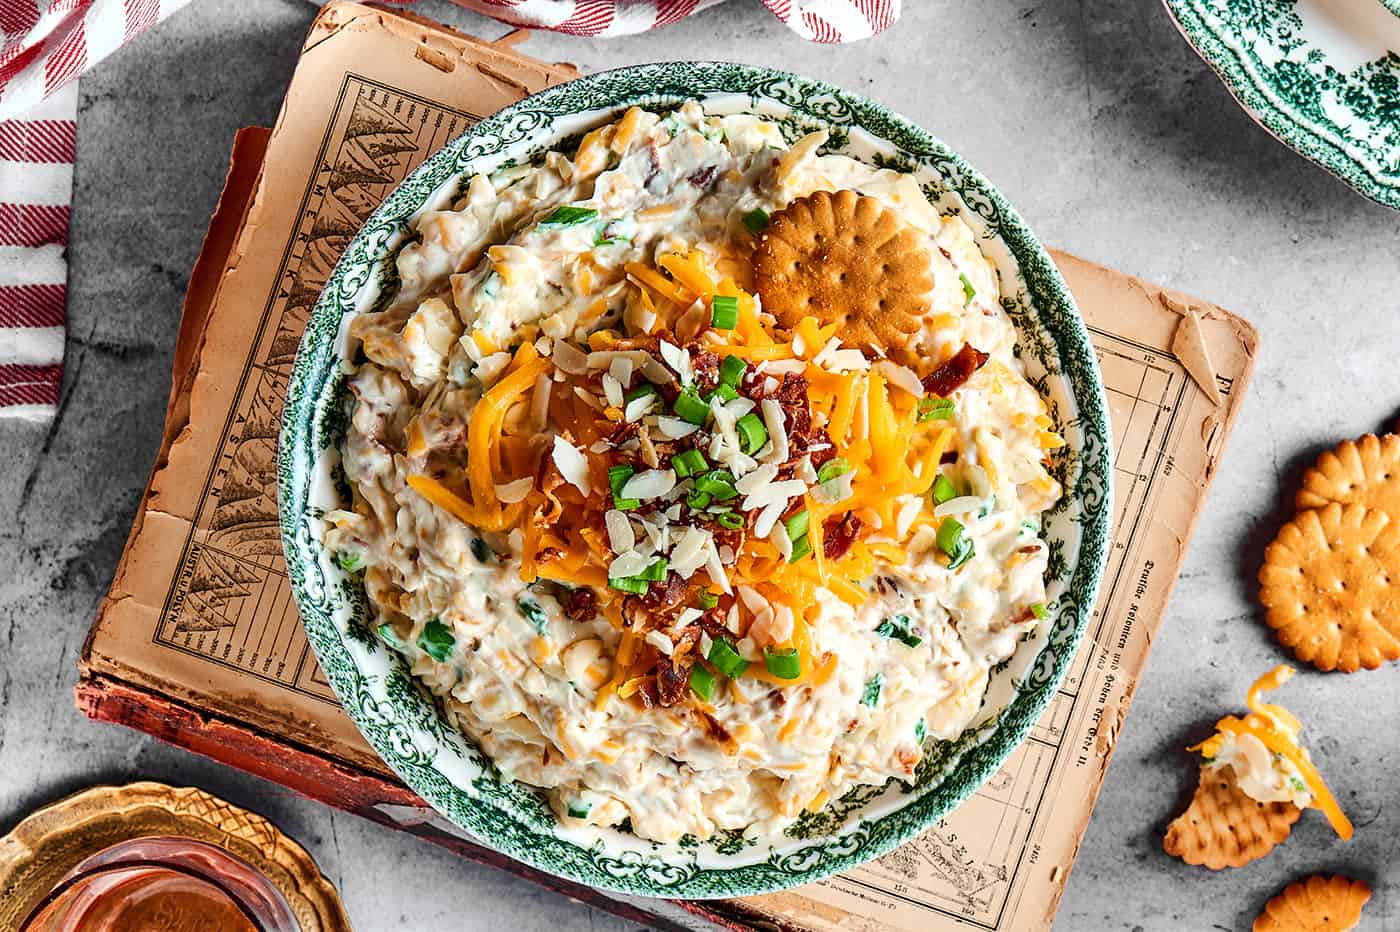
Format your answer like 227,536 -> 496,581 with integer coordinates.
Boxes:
1164,666 -> 1351,869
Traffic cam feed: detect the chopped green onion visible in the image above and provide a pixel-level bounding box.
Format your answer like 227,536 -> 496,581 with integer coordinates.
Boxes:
960,273 -> 976,303
715,510 -> 744,529
816,458 -> 851,484
785,509 -> 810,541
742,208 -> 770,235
686,489 -> 713,510
705,382 -> 739,404
695,469 -> 739,502
566,800 -> 592,819
918,396 -> 955,421
334,550 -> 364,573
672,448 -> 709,478
377,622 -> 404,649
1288,775 -> 1307,793
1021,518 -> 1039,536
690,663 -> 716,701
609,464 -> 640,511
625,383 -> 658,403
914,718 -> 927,743
470,537 -> 495,563
764,647 -> 801,680
696,590 -> 720,610
861,673 -> 883,708
937,518 -> 975,570
641,558 -> 669,582
515,596 -> 546,632
673,388 -> 710,426
720,355 -> 747,387
417,618 -> 455,662
707,638 -> 749,678
608,576 -> 649,595
736,412 -> 768,455
1029,602 -> 1049,620
517,597 -> 549,633
710,295 -> 739,330
539,205 -> 598,227
788,534 -> 812,563
931,473 -> 959,505
875,614 -> 923,648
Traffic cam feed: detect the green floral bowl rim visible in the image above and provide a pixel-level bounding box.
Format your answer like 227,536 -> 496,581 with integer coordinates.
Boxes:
278,62 -> 1113,899
1163,0 -> 1400,210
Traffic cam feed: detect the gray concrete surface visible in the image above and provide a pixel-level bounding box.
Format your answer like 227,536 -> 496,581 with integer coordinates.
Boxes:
2,0 -> 1398,928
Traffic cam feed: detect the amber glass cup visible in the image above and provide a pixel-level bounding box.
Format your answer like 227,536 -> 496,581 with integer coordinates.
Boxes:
19,836 -> 298,932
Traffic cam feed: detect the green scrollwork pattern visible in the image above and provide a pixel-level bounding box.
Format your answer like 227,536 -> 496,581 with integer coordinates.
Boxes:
278,63 -> 1112,898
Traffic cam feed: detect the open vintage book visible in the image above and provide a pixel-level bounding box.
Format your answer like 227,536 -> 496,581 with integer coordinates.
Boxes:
77,4 -> 1258,929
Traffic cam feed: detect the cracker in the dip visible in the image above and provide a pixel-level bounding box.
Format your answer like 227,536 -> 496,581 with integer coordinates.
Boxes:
1253,875 -> 1372,932
1259,503 -> 1400,672
752,189 -> 931,364
324,102 -> 1065,844
1164,665 -> 1351,869
1297,433 -> 1400,518
1163,764 -> 1300,869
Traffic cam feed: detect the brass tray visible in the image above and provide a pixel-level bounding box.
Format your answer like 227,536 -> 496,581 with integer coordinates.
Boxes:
0,782 -> 349,930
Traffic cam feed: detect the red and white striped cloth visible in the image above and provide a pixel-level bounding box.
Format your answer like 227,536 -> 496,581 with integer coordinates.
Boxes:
0,0 -> 896,422
448,0 -> 898,42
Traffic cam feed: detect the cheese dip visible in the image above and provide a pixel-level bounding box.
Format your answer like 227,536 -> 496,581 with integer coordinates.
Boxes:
324,102 -> 1064,843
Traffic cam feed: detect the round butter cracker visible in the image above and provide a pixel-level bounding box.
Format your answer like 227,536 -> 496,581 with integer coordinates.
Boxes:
1163,763 -> 1300,869
1259,503 -> 1400,672
752,189 -> 932,365
1297,433 -> 1400,518
1254,875 -> 1372,932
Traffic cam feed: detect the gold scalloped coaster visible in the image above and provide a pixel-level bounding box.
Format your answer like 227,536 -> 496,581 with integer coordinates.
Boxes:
1254,875 -> 1372,932
0,782 -> 349,931
752,188 -> 932,364
1259,502 -> 1400,672
1163,764 -> 1301,869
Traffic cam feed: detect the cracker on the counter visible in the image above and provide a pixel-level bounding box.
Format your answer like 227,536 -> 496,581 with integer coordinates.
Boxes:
1297,433 -> 1400,518
1254,875 -> 1372,932
1163,764 -> 1301,869
751,188 -> 932,364
1258,502 -> 1400,672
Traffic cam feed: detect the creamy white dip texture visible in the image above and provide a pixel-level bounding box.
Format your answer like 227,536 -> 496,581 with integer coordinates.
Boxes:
324,102 -> 1063,843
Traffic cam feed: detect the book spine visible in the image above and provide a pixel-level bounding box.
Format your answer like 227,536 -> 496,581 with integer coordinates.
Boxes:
74,674 -> 756,932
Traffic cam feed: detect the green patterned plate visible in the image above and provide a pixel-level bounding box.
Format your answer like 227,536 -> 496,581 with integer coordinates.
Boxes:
1164,0 -> 1400,209
278,63 -> 1112,899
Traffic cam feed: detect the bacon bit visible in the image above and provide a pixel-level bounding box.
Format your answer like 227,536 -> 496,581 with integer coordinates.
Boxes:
687,165 -> 717,189
607,418 -> 640,444
767,689 -> 786,708
655,627 -> 701,707
1017,544 -> 1040,554
748,372 -> 831,467
822,512 -> 862,560
564,588 -> 597,622
696,708 -> 735,748
922,343 -> 989,397
688,347 -> 721,392
710,522 -> 746,555
897,749 -> 919,774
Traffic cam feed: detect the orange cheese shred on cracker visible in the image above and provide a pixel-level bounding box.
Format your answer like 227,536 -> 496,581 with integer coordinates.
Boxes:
1193,665 -> 1352,841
